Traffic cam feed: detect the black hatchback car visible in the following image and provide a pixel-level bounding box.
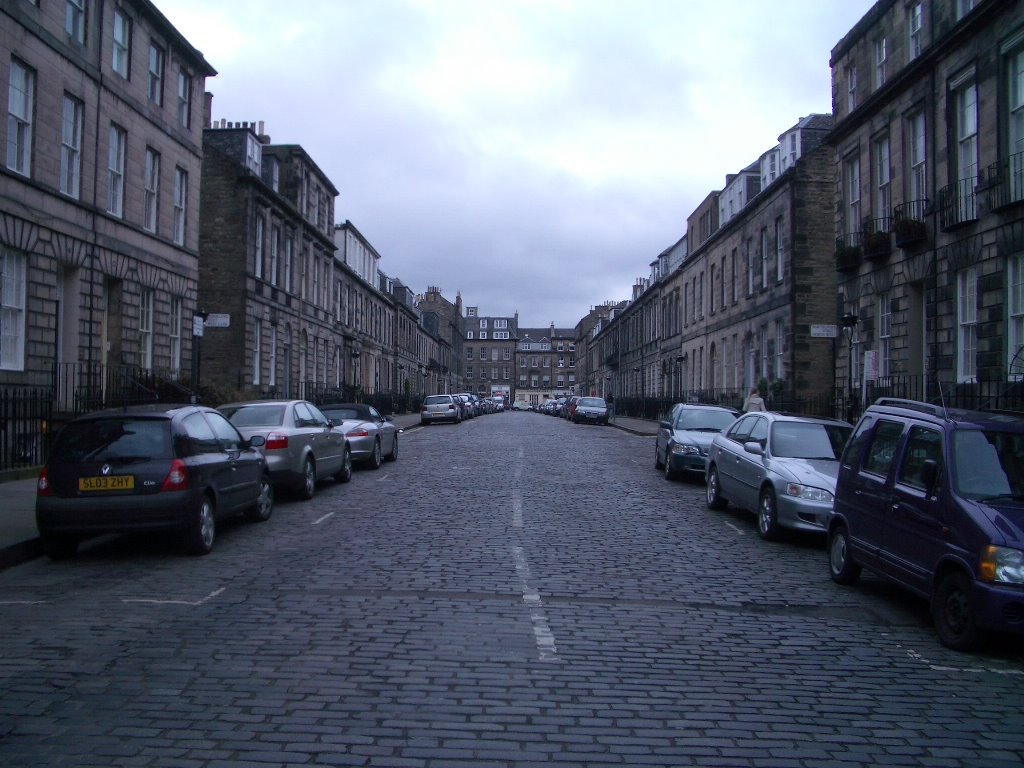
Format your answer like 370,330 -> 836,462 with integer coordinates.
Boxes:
36,404 -> 274,559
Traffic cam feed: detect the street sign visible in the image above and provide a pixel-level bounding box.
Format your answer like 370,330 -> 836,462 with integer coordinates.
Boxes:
810,324 -> 838,338
204,313 -> 231,328
192,316 -> 204,337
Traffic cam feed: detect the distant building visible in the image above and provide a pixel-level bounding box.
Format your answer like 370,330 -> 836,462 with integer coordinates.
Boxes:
517,323 -> 576,403
464,306 -> 518,401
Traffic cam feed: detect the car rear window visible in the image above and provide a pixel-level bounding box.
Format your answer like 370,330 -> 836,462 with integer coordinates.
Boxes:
51,418 -> 173,462
324,408 -> 360,420
425,396 -> 451,405
222,404 -> 286,427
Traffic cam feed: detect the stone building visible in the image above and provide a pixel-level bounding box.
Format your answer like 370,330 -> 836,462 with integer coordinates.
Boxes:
417,286 -> 464,393
516,323 -> 576,404
829,0 -> 1024,414
0,0 -> 214,407
463,306 -> 518,401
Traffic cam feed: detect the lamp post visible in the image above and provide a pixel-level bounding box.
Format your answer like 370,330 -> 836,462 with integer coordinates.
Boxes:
675,354 -> 684,400
841,313 -> 859,423
633,365 -> 643,418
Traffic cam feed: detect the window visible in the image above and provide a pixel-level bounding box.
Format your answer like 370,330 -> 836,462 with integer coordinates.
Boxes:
0,249 -> 27,370
107,125 -> 126,217
954,79 -> 978,182
760,229 -> 769,289
66,0 -> 85,44
254,214 -> 264,279
176,67 -> 191,128
7,60 -> 34,176
709,265 -> 716,313
908,111 -> 927,204
1010,255 -> 1024,379
878,291 -> 892,378
466,331 -> 474,340
283,236 -> 293,292
245,133 -> 261,176
843,153 -> 861,234
863,420 -> 905,477
148,42 -> 165,105
495,319 -> 507,329
479,319 -> 488,329
958,267 -> 977,382
480,347 -> 487,360
908,3 -> 923,60
466,366 -> 474,378
774,219 -> 784,282
269,227 -> 279,286
169,298 -> 181,374
730,250 -> 737,303
874,134 -> 891,221
466,346 -> 474,360
60,95 -> 83,198
956,0 -> 974,21
269,157 -> 280,192
874,37 -> 887,89
112,11 -> 130,77
143,148 -> 160,233
897,427 -> 943,490
845,63 -> 857,113
139,289 -> 154,370
774,320 -> 784,379
479,331 -> 487,340
746,242 -> 755,296
503,347 -> 510,361
173,167 -> 187,244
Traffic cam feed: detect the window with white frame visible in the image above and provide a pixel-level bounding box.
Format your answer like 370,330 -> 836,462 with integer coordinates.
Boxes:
479,331 -> 487,339
254,215 -> 264,279
774,320 -> 784,380
909,3 -> 923,60
956,0 -> 974,21
493,331 -> 509,339
843,153 -> 861,234
874,37 -> 887,89
958,267 -> 978,382
0,249 -> 27,371
495,319 -> 507,329
775,218 -> 784,282
760,324 -> 770,381
909,111 -> 927,204
60,95 -> 83,198
269,226 -> 280,286
177,67 -> 191,127
709,265 -> 716,313
107,125 -> 126,217
66,0 -> 85,44
466,366 -> 474,378
112,10 -> 130,77
466,331 -> 474,340
169,298 -> 181,374
139,289 -> 154,370
878,291 -> 892,378
1010,254 -> 1024,379
7,60 -> 34,176
148,42 -> 164,104
245,133 -> 261,176
270,157 -> 280,192
760,229 -> 769,289
746,242 -> 755,295
955,78 -> 978,181
466,346 -> 474,360
143,148 -> 160,233
173,167 -> 187,244
283,236 -> 293,292
268,327 -> 277,387
846,63 -> 857,113
874,134 -> 891,221
479,347 -> 487,360
479,318 -> 488,328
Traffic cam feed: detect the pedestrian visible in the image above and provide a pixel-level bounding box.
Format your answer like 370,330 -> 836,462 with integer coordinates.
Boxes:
742,386 -> 766,413
606,392 -> 615,422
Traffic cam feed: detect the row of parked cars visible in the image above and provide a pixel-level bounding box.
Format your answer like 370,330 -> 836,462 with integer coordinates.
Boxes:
419,392 -> 506,425
654,399 -> 1024,651
35,399 -> 400,560
536,395 -> 610,425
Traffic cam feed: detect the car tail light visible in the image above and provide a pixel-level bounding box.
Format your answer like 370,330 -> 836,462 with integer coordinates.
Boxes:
161,459 -> 189,492
37,467 -> 52,497
348,428 -> 370,438
265,432 -> 289,451
420,404 -> 428,412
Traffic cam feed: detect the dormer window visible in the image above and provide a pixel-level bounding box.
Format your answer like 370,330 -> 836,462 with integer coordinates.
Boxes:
245,133 -> 261,176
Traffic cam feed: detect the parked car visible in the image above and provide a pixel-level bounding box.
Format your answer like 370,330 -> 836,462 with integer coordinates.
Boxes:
35,404 -> 274,559
828,398 -> 1024,651
573,396 -> 609,425
655,403 -> 739,479
563,396 -> 580,420
320,402 -> 398,468
512,400 -> 531,411
420,394 -> 462,425
219,399 -> 352,499
706,411 -> 852,540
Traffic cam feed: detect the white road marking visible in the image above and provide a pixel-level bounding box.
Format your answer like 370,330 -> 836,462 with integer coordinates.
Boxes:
512,494 -> 523,528
313,512 -> 336,525
512,545 -> 560,663
122,587 -> 226,606
725,522 -> 745,535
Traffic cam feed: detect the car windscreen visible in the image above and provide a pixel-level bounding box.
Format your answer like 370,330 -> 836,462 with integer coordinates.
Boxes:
51,418 -> 174,462
771,422 -> 852,460
675,409 -> 737,432
952,429 -> 1024,501
579,398 -> 606,407
222,404 -> 286,427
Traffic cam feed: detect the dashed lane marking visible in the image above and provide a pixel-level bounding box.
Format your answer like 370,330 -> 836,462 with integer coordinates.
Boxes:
122,587 -> 226,606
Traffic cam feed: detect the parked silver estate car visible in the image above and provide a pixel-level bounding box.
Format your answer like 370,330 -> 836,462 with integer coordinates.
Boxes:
320,402 -> 398,469
420,394 -> 462,425
705,411 -> 852,540
572,397 -> 609,425
655,403 -> 739,480
219,399 -> 352,499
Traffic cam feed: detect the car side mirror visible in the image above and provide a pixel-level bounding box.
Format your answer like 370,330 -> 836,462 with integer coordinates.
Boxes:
247,435 -> 266,448
743,441 -> 764,456
659,420 -> 671,429
384,416 -> 393,422
921,459 -> 939,493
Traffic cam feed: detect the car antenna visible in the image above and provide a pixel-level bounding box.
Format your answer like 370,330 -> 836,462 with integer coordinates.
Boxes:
933,370 -> 951,422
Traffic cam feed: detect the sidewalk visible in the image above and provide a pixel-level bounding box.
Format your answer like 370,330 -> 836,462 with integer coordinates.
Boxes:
0,410 -> 657,570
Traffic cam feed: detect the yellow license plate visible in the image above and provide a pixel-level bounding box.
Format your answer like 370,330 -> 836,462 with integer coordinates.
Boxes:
79,475 -> 135,492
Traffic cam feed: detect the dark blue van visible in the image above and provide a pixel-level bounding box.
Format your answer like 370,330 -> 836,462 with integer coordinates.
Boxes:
828,398 -> 1024,650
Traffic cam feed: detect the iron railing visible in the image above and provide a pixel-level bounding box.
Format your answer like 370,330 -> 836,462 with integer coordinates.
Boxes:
0,387 -> 52,472
938,177 -> 978,229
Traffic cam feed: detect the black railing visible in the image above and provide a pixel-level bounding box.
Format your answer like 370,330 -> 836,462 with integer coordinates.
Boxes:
835,232 -> 862,272
862,217 -> 893,260
938,177 -> 978,229
0,387 -> 52,472
983,152 -> 1024,211
893,200 -> 929,247
53,362 -> 190,414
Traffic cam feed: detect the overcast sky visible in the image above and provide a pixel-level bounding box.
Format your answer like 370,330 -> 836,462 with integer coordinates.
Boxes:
159,0 -> 874,329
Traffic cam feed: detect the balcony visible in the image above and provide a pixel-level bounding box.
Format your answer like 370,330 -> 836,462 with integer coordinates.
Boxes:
892,200 -> 929,248
835,232 -> 862,272
980,152 -> 1024,213
862,217 -> 892,261
938,177 -> 978,230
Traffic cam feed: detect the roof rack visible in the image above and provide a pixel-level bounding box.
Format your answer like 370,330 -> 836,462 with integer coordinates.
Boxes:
872,398 -> 948,417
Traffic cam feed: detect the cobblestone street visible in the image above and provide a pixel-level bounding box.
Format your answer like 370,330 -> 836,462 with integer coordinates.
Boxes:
1,413 -> 1022,767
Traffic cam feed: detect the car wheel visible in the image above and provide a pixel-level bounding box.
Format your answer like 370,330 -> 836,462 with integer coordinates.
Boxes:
40,532 -> 79,560
385,434 -> 398,462
334,445 -> 353,483
828,524 -> 862,585
420,420 -> 428,426
184,494 -> 215,555
932,571 -> 983,651
706,465 -> 727,510
367,439 -> 382,470
298,457 -> 316,499
654,443 -> 664,469
757,487 -> 781,540
246,474 -> 274,521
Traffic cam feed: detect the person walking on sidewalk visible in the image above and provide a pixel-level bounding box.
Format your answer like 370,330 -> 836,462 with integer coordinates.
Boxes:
742,386 -> 766,413
606,392 -> 615,422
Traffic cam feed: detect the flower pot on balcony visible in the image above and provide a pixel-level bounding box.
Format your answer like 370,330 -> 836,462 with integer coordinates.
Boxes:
893,218 -> 926,248
835,243 -> 861,272
863,230 -> 892,261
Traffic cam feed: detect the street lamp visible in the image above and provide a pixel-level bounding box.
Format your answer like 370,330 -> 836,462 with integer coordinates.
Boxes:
841,313 -> 859,422
675,354 -> 684,400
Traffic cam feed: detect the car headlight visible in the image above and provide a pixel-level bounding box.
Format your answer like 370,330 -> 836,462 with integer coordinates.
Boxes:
980,546 -> 1024,584
785,483 -> 833,503
671,443 -> 700,456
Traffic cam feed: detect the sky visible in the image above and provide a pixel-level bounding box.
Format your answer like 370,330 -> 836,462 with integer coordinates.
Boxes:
157,0 -> 875,329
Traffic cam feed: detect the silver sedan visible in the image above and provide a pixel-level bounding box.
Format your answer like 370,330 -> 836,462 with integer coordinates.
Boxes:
219,399 -> 352,499
705,412 -> 852,540
320,403 -> 398,469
